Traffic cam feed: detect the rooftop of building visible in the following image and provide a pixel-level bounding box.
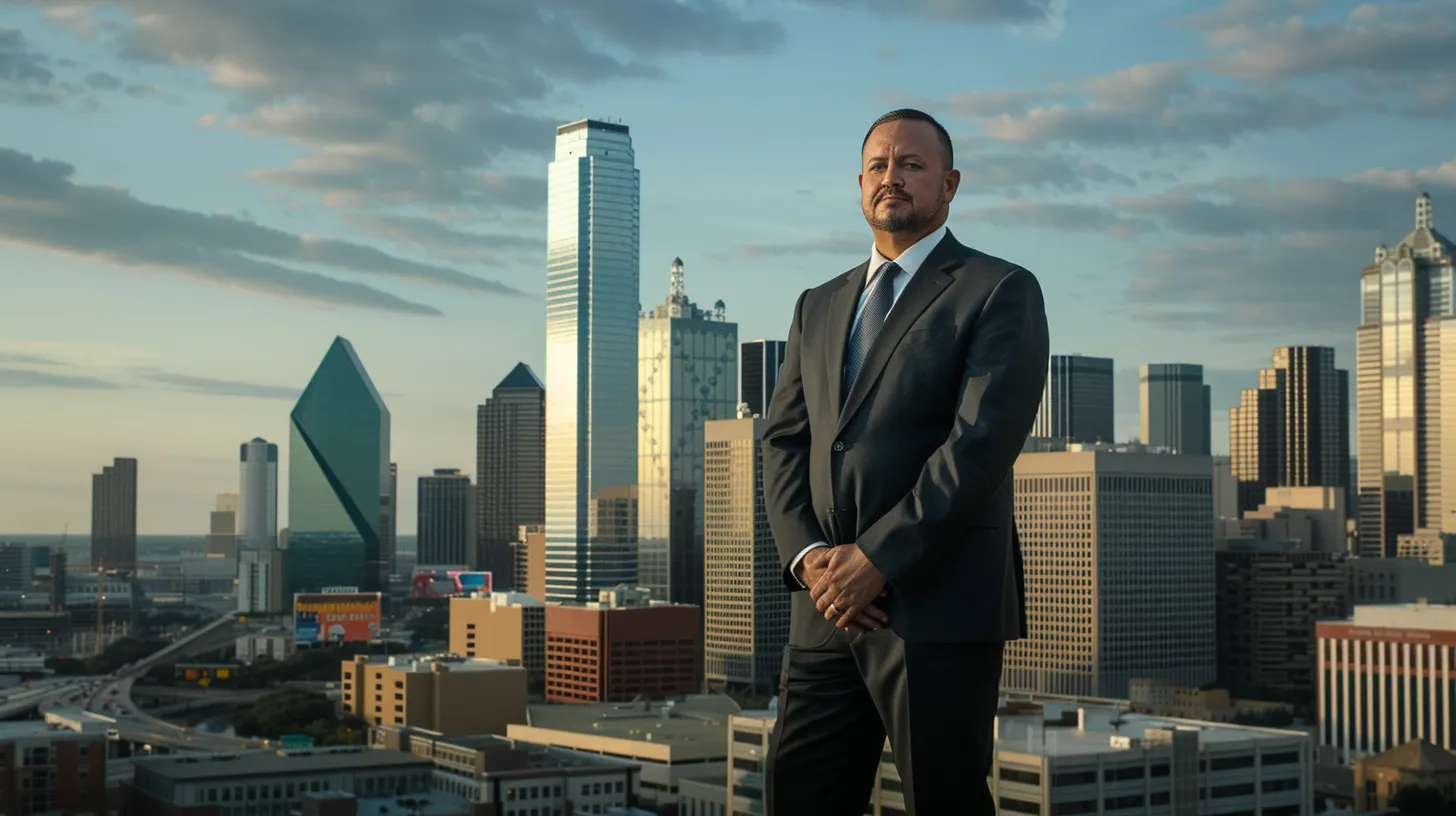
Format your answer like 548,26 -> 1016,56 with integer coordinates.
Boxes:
0,721 -> 103,740
734,696 -> 1306,759
416,731 -> 637,773
495,361 -> 543,391
355,653 -> 524,674
342,791 -> 475,815
522,695 -> 741,746
451,591 -> 543,608
1360,738 -> 1456,772
1334,601 -> 1456,631
996,702 -> 1306,758
132,746 -> 428,781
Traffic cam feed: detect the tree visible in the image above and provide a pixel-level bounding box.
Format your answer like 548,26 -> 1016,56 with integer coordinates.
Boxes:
1393,785 -> 1456,816
230,687 -> 366,746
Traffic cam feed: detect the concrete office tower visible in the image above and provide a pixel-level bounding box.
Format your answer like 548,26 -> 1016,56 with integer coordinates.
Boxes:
1033,355 -> 1114,444
238,548 -> 285,614
286,336 -> 390,595
238,438 -> 278,552
544,119 -> 642,603
381,462 -> 397,580
1358,198 -> 1456,555
740,340 -> 786,418
90,457 -> 137,571
477,363 -> 546,591
204,493 -> 238,558
638,257 -> 739,606
1231,347 -> 1350,516
418,469 -> 477,567
703,417 -> 790,695
1139,363 -> 1211,455
1005,447 -> 1216,699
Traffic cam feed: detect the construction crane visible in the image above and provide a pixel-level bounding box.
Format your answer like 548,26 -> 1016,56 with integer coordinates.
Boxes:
96,558 -> 105,656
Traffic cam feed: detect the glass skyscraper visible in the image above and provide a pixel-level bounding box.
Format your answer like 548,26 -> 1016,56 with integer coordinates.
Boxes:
544,119 -> 641,603
1033,354 -> 1115,444
286,336 -> 390,595
1139,363 -> 1210,455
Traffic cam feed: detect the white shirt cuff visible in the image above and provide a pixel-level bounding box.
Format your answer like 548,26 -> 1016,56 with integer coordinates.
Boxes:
788,542 -> 830,589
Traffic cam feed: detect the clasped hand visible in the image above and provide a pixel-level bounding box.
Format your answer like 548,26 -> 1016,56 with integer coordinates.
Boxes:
804,544 -> 888,637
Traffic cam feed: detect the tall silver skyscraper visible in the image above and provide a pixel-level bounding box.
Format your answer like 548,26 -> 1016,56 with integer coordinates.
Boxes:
1358,193 -> 1455,555
638,257 -> 738,606
238,437 -> 278,552
1033,354 -> 1115,444
1139,363 -> 1211,455
544,119 -> 641,603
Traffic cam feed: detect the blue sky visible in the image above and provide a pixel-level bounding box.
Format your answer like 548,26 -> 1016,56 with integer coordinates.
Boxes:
1,0 -> 1452,534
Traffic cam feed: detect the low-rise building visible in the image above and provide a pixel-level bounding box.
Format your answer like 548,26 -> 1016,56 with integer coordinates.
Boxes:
1128,678 -> 1293,724
1317,602 -> 1456,762
1353,738 -> 1456,812
127,745 -> 432,814
0,721 -> 108,816
719,695 -> 1313,816
448,592 -> 545,690
507,694 -> 738,814
545,588 -> 700,704
372,725 -> 642,814
341,653 -> 527,736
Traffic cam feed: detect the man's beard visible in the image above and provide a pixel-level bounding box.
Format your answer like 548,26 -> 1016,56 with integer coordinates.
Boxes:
864,192 -> 943,232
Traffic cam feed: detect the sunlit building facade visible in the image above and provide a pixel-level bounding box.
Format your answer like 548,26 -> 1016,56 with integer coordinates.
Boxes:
1358,194 -> 1456,556
286,336 -> 390,595
544,119 -> 642,603
638,257 -> 738,606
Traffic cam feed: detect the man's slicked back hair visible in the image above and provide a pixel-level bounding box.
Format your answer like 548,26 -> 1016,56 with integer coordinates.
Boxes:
861,108 -> 954,170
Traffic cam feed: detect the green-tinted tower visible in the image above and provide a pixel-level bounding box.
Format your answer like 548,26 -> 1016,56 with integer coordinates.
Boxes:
286,337 -> 390,594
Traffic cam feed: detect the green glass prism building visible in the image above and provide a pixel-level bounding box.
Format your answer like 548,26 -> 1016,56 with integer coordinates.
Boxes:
286,337 -> 390,595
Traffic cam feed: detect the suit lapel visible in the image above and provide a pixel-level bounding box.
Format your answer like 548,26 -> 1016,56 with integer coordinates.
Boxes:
825,261 -> 869,415
837,235 -> 964,432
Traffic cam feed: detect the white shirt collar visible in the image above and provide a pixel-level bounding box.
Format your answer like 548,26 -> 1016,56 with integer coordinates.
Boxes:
868,224 -> 947,283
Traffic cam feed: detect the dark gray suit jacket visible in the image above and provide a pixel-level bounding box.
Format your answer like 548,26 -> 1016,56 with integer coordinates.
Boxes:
761,229 -> 1049,647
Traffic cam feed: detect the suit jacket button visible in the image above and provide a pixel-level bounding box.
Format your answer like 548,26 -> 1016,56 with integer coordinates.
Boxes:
832,441 -> 845,452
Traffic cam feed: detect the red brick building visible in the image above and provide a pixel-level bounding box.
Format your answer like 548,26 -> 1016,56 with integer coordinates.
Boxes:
546,595 -> 700,703
0,722 -> 107,815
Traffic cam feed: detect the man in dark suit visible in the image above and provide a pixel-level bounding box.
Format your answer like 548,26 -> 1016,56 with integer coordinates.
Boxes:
760,108 -> 1050,815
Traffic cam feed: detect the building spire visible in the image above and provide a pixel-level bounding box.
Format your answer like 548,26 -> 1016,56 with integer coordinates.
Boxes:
669,257 -> 686,303
1417,192 -> 1432,230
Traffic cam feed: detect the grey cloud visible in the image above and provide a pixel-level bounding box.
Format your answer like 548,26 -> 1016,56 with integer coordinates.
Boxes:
794,0 -> 1058,23
123,83 -> 158,98
136,369 -> 299,400
31,0 -> 783,213
1202,2 -> 1456,83
84,70 -> 121,90
1115,158 -> 1456,335
0,26 -> 64,106
960,201 -> 1159,240
0,367 -> 121,390
728,234 -> 865,260
0,351 -> 67,366
0,146 -> 531,315
345,213 -> 542,263
959,149 -> 1136,193
971,62 -> 1341,148
1176,0 -> 1320,30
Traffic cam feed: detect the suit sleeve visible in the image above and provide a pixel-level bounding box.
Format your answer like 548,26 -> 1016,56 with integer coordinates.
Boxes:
761,288 -> 830,592
855,266 -> 1050,585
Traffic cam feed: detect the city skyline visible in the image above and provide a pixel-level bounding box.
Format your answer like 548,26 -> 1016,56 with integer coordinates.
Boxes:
2,1 -> 1453,534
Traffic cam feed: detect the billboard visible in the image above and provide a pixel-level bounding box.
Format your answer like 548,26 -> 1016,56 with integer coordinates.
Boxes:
293,592 -> 382,645
410,568 -> 492,599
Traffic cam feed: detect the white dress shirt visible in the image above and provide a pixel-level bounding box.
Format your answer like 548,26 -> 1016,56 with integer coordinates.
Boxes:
787,224 -> 948,588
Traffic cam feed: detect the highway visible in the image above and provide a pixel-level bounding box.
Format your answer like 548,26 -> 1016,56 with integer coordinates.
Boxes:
28,613 -> 271,752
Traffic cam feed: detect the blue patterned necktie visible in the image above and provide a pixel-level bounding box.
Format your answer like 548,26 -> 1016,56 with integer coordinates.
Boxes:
843,260 -> 902,397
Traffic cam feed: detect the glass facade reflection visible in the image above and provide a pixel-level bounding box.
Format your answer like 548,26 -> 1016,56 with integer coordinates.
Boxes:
286,336 -> 390,595
638,258 -> 738,606
544,120 -> 642,603
1357,194 -> 1455,555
